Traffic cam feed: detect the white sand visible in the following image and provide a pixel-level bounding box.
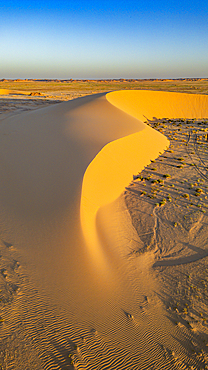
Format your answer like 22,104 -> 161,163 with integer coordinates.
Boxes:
0,90 -> 208,369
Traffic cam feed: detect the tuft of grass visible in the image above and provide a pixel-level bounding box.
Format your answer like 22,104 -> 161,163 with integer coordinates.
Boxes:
145,175 -> 152,181
195,188 -> 203,193
160,199 -> 166,206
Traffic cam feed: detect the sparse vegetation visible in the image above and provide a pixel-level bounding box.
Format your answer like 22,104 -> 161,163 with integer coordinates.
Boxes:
1,78 -> 208,99
126,117 -> 208,242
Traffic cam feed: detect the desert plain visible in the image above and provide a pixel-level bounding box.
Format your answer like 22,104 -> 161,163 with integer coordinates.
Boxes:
0,79 -> 208,369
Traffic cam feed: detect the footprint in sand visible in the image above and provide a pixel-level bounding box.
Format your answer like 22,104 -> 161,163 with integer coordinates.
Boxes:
12,260 -> 20,272
123,310 -> 134,320
3,241 -> 15,250
1,268 -> 7,279
90,328 -> 98,336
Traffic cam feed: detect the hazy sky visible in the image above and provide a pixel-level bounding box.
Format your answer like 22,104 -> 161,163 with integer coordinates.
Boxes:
1,0 -> 208,79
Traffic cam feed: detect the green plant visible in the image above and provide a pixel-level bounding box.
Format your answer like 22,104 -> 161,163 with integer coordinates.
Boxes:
160,199 -> 166,206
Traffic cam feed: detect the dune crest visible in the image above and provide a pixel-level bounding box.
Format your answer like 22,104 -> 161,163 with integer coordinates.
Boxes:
81,128 -> 168,268
107,89 -> 208,120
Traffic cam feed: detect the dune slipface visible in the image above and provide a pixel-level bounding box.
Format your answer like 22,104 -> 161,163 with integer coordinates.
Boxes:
0,90 -> 208,369
107,90 -> 208,120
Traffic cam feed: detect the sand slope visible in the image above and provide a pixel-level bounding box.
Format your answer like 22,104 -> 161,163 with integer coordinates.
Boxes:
0,90 -> 208,369
107,90 -> 208,120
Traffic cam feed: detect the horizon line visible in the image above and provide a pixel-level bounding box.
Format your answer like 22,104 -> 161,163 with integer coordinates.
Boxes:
1,77 -> 208,82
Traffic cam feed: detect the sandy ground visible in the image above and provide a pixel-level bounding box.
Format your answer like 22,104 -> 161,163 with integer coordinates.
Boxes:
125,116 -> 208,368
0,90 -> 208,370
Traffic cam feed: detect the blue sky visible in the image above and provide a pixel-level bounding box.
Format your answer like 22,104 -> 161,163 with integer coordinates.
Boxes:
0,1 -> 208,79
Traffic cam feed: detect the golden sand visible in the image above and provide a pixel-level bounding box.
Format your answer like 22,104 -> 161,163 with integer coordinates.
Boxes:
0,90 -> 208,369
107,89 -> 208,120
81,119 -> 168,268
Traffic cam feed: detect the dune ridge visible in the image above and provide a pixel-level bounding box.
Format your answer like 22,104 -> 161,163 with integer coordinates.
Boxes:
0,90 -> 208,369
107,90 -> 208,120
81,127 -> 168,269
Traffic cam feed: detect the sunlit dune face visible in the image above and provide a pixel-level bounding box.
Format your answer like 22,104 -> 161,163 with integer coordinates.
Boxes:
80,89 -> 208,269
80,128 -> 168,268
107,90 -> 208,120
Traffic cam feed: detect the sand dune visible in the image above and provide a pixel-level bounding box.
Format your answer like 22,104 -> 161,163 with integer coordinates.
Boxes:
107,90 -> 208,120
0,90 -> 208,369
